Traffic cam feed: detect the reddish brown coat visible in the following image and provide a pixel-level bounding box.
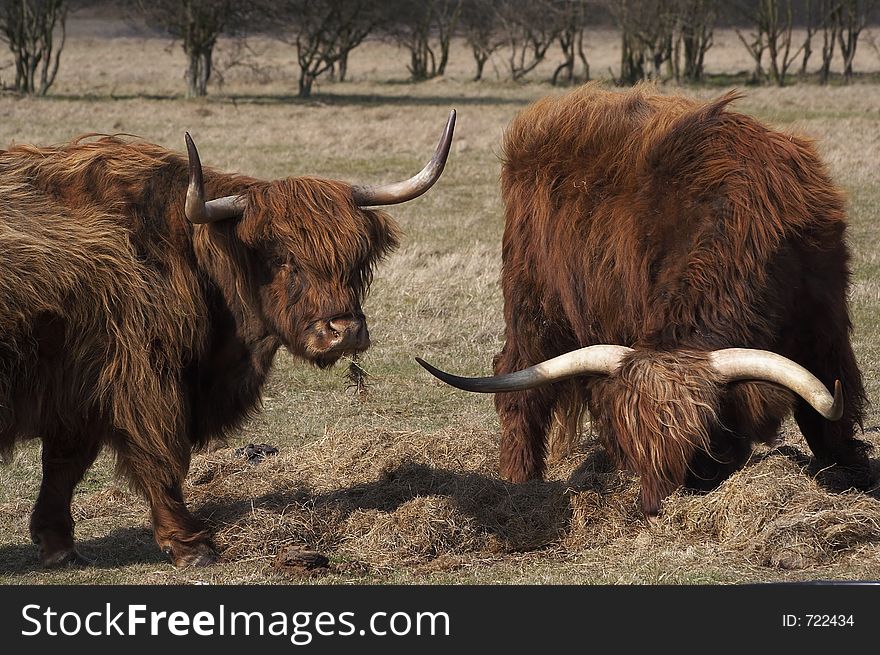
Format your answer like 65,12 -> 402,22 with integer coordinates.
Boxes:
492,84 -> 871,515
0,135 -> 399,566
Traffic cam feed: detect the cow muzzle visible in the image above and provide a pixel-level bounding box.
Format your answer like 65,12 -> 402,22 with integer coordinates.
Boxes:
327,313 -> 370,352
309,313 -> 370,359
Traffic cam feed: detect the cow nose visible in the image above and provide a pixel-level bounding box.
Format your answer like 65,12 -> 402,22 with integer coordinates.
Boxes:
328,315 -> 362,335
327,314 -> 369,350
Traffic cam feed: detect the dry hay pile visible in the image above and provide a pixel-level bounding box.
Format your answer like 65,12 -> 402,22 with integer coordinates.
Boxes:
182,427 -> 880,577
187,428 -> 576,572
660,453 -> 880,570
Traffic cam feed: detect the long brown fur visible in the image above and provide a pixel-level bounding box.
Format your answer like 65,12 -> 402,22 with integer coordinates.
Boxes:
0,134 -> 400,566
493,83 -> 872,517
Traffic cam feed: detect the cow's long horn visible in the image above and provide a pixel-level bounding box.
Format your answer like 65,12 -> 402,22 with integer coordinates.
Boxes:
709,348 -> 843,420
184,132 -> 247,224
415,345 -> 633,393
351,109 -> 456,207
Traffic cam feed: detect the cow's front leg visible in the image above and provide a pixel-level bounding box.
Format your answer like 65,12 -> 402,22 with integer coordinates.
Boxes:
30,435 -> 101,566
115,439 -> 216,567
494,345 -> 557,482
147,482 -> 217,567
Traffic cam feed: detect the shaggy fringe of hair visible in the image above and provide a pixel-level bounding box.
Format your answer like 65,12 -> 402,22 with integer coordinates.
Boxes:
547,384 -> 587,461
589,350 -> 722,514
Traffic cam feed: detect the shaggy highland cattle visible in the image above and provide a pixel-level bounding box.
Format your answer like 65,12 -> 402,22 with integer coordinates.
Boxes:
0,110 -> 455,566
418,84 -> 874,518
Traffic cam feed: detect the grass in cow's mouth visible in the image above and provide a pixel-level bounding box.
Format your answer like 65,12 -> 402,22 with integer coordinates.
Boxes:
344,356 -> 369,400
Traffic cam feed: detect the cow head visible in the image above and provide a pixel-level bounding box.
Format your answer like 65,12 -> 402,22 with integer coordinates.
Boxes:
186,111 -> 455,368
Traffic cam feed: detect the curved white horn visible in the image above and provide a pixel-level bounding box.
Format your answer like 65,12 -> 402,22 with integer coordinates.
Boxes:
418,344 -> 843,421
416,345 -> 634,393
351,109 -> 456,207
709,348 -> 843,420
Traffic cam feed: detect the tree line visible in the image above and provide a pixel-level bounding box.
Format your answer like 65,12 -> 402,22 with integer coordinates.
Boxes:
1,0 -> 878,97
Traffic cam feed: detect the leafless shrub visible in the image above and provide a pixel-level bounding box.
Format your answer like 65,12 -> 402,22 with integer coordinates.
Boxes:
258,0 -> 377,97
133,0 -> 251,97
381,0 -> 463,81
0,0 -> 68,95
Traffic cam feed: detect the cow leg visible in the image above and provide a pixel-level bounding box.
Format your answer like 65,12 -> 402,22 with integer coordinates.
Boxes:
494,347 -> 556,482
795,400 -> 872,490
147,482 -> 217,567
496,388 -> 557,482
29,435 -> 101,567
791,340 -> 872,490
115,443 -> 217,567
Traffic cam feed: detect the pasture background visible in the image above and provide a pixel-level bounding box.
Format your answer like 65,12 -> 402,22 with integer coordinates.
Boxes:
1,14 -> 880,584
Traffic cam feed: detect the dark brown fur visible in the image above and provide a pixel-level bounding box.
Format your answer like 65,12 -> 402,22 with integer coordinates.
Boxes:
493,83 -> 872,516
0,135 -> 399,566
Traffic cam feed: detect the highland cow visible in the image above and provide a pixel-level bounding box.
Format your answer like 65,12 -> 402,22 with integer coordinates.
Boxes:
0,110 -> 455,566
417,84 -> 873,518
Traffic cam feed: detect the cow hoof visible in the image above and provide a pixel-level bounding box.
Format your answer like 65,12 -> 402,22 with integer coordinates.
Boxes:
42,549 -> 92,568
171,543 -> 219,568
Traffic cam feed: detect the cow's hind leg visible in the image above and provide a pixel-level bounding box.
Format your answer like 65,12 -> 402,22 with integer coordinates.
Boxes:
114,440 -> 216,567
30,435 -> 101,566
791,338 -> 872,490
795,398 -> 873,490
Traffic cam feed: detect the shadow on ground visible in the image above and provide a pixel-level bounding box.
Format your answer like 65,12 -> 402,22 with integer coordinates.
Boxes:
1,444 -> 876,573
0,526 -> 165,575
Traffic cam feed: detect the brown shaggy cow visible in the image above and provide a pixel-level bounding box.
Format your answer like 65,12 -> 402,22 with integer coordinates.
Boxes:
418,84 -> 874,518
0,111 -> 454,567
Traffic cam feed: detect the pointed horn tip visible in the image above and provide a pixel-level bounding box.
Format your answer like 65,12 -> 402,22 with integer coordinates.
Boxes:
184,133 -> 201,172
828,379 -> 844,421
415,356 -> 437,374
415,356 -> 460,386
444,109 -> 456,142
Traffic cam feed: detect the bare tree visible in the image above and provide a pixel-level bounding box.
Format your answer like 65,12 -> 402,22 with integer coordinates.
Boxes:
383,0 -> 463,81
0,0 -> 68,96
497,0 -> 563,81
460,0 -> 503,81
800,0 -> 817,73
733,0 -> 807,86
333,7 -> 374,82
607,0 -> 679,84
735,16 -> 768,82
679,0 -> 717,83
819,1 -> 840,83
135,0 -> 248,98
553,0 -> 592,85
835,0 -> 878,83
263,0 -> 376,97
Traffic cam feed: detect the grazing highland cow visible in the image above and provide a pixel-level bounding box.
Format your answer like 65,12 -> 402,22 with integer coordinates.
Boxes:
0,110 -> 455,566
418,84 -> 873,518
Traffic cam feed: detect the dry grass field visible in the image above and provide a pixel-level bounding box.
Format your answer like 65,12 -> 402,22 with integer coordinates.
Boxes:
2,16 -> 880,585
